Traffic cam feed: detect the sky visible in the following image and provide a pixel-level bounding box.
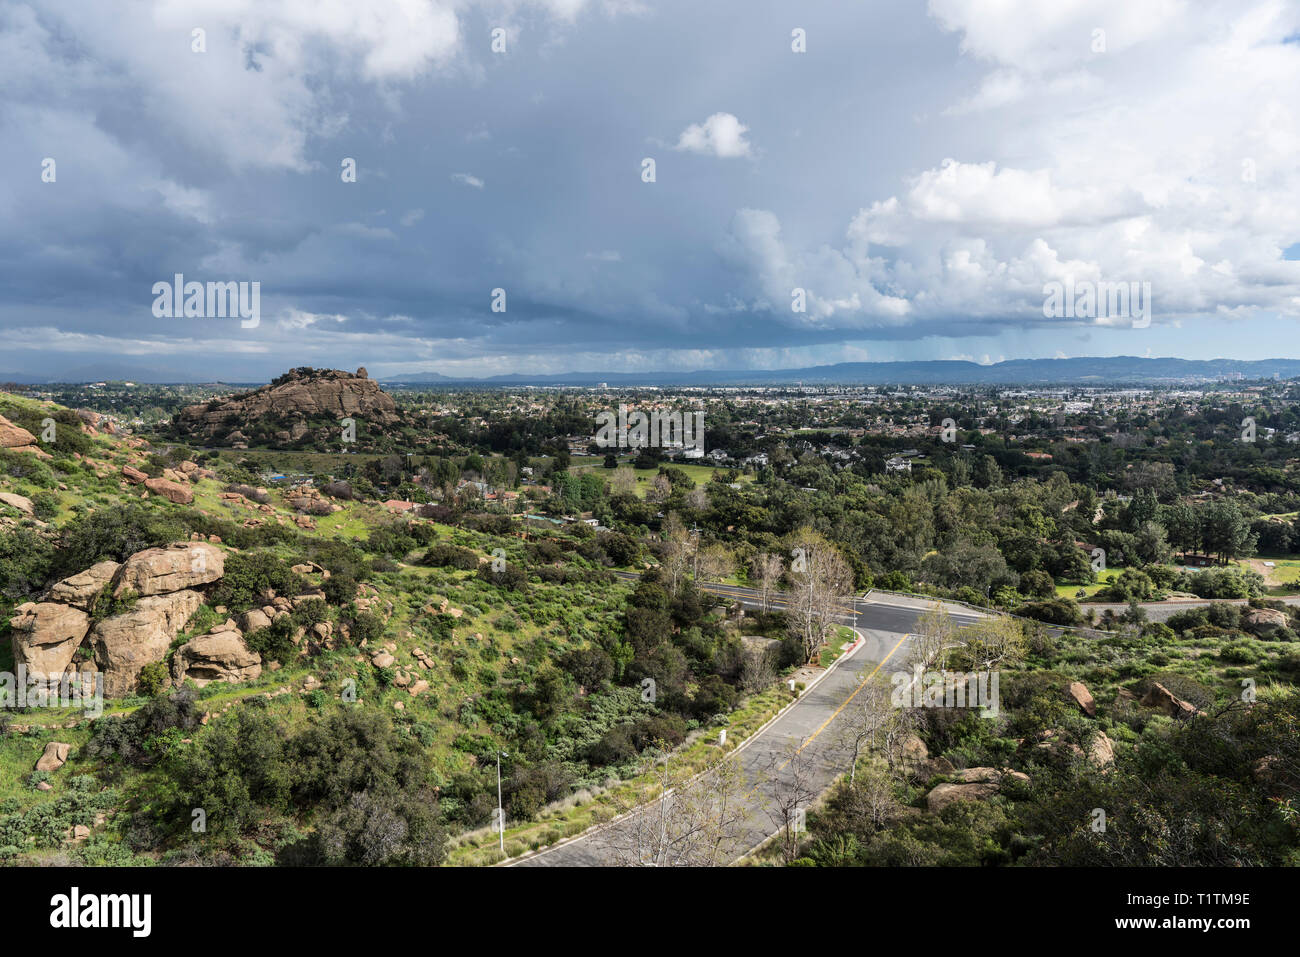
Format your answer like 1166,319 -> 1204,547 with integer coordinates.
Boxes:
2,0 -> 1299,381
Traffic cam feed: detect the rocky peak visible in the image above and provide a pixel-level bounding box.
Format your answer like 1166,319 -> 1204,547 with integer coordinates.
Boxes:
173,367 -> 399,446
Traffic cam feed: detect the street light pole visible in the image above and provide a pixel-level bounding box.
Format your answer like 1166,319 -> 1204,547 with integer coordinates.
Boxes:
497,750 -> 507,855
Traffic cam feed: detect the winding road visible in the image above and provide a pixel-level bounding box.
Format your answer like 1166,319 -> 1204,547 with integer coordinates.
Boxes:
511,588 -> 982,866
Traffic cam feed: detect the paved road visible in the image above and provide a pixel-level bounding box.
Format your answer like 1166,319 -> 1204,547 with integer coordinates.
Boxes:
512,594 -> 982,867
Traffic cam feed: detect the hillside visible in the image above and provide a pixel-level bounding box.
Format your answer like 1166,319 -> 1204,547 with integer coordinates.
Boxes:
0,390 -> 796,866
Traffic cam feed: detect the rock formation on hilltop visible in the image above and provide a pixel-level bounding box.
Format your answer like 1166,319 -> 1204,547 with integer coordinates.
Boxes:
172,367 -> 400,447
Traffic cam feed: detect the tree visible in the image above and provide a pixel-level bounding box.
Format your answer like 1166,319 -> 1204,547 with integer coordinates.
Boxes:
956,615 -> 1026,680
608,467 -> 638,497
696,543 -> 735,582
593,752 -> 750,866
764,740 -> 821,865
909,602 -> 957,671
785,531 -> 853,663
753,552 -> 784,612
660,513 -> 695,593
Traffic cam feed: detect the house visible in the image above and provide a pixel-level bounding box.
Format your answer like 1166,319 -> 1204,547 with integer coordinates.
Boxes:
885,457 -> 912,473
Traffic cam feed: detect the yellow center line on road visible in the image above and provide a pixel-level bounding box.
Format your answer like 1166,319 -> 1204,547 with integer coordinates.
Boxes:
781,632 -> 909,767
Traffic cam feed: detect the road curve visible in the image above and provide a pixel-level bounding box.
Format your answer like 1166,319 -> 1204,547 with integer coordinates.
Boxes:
511,596 -> 982,867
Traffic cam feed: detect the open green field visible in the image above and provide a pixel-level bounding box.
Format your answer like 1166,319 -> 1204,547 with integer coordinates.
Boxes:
570,459 -> 754,499
1054,567 -> 1119,599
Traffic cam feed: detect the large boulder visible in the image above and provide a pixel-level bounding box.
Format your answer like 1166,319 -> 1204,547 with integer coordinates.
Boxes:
239,608 -> 273,633
35,742 -> 71,772
1087,731 -> 1116,768
172,630 -> 262,687
0,491 -> 34,516
1244,608 -> 1289,634
91,589 -> 204,697
112,543 -> 223,597
924,768 -> 1029,813
144,477 -> 194,504
1066,681 -> 1096,717
9,602 -> 91,679
46,561 -> 121,610
0,414 -> 36,448
1140,682 -> 1203,719
121,465 -> 147,484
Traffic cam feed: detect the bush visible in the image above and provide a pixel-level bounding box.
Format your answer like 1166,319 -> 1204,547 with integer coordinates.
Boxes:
208,551 -> 306,612
136,662 -> 168,698
421,544 -> 479,570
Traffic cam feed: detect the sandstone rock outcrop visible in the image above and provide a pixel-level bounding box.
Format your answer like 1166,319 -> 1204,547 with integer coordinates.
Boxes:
144,476 -> 193,504
122,465 -> 147,484
1244,608 -> 1289,633
172,629 -> 262,687
35,742 -> 71,772
46,561 -> 121,609
111,542 -> 223,596
1140,682 -> 1203,719
0,491 -> 34,515
91,589 -> 205,697
9,603 -> 91,679
1067,681 -> 1096,717
0,414 -> 36,448
924,768 -> 1030,813
174,367 -> 400,446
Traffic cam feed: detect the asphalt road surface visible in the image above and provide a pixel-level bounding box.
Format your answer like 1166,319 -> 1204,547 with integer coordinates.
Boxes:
512,593 -> 982,867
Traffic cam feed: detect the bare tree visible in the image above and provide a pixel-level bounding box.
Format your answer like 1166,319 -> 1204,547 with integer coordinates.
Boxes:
908,601 -> 957,672
660,512 -> 694,593
957,615 -> 1027,680
608,467 -> 638,497
764,739 -> 821,865
646,472 -> 672,504
785,531 -> 853,663
593,751 -> 751,866
739,644 -> 778,693
833,675 -> 894,787
753,552 -> 784,612
697,543 -> 735,582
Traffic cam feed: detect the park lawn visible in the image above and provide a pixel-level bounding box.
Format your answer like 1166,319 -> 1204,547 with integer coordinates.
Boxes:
1055,567 -> 1118,599
1236,555 -> 1300,596
572,459 -> 754,499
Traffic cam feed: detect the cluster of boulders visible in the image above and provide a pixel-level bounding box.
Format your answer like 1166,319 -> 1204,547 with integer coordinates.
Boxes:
285,487 -> 342,515
422,596 -> 462,618
8,542 -> 266,698
915,677 -> 1133,814
75,409 -> 118,436
120,459 -> 216,505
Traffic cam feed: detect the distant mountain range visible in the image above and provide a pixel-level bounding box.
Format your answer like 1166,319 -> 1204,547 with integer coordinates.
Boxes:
379,356 -> 1300,387
4,356 -> 1300,388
